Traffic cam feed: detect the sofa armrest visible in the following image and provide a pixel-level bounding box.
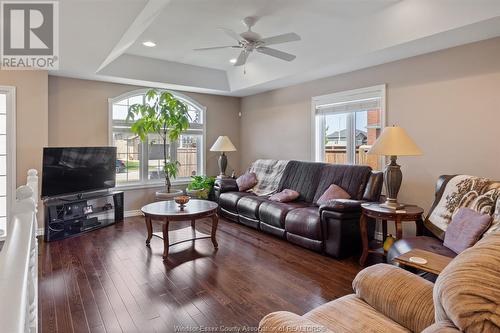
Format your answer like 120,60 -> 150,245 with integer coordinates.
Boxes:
353,264 -> 435,333
422,321 -> 461,333
214,178 -> 239,193
319,199 -> 366,213
259,311 -> 333,333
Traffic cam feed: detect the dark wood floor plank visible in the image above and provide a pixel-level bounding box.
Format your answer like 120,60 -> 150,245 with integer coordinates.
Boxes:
38,241 -> 57,333
49,241 -> 75,333
39,216 -> 362,333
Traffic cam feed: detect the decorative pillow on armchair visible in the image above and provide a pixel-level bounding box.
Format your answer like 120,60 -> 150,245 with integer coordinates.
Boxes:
236,172 -> 258,191
443,207 -> 492,254
316,184 -> 351,205
269,189 -> 300,203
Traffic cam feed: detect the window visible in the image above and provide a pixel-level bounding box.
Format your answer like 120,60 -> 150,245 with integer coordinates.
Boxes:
109,89 -> 205,187
312,85 -> 385,170
0,87 -> 15,239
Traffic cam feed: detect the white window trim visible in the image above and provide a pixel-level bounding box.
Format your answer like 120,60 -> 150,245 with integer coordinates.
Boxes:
0,86 -> 16,239
108,89 -> 207,190
310,84 -> 386,164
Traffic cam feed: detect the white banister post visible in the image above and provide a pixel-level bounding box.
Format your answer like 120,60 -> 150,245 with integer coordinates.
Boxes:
26,169 -> 38,212
26,170 -> 39,333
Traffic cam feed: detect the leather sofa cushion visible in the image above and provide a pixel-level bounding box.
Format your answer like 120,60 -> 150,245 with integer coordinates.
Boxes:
278,161 -> 324,203
387,236 -> 457,264
313,164 -> 372,202
259,201 -> 310,228
219,192 -> 254,212
237,196 -> 268,219
285,207 -> 322,240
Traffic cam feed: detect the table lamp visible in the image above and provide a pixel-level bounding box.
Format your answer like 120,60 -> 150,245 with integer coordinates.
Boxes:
210,136 -> 237,177
368,126 -> 422,209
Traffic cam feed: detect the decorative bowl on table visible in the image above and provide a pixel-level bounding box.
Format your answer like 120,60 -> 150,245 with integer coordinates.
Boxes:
174,195 -> 190,210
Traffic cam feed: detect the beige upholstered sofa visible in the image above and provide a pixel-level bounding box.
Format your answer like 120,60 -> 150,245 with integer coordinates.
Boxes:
259,232 -> 500,333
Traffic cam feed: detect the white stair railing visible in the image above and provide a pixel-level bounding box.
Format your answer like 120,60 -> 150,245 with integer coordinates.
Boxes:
0,170 -> 38,333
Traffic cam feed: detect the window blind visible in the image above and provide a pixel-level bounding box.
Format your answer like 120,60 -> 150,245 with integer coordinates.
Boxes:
315,97 -> 381,115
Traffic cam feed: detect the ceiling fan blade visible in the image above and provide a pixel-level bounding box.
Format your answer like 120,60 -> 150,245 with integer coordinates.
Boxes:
219,28 -> 244,42
256,47 -> 296,61
260,32 -> 301,46
193,46 -> 240,51
234,50 -> 249,66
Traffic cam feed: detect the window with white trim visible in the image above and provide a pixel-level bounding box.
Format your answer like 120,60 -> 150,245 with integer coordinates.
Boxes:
312,85 -> 386,171
0,87 -> 15,239
109,90 -> 205,186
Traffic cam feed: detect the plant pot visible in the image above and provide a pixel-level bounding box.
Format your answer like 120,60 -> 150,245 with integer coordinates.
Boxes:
186,188 -> 209,199
155,189 -> 183,201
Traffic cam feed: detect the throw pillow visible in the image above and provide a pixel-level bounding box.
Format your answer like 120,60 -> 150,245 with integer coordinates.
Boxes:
269,189 -> 300,203
316,184 -> 351,205
236,172 -> 257,191
443,207 -> 492,254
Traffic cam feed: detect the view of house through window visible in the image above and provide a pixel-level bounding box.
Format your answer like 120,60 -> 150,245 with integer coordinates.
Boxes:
313,86 -> 385,170
110,90 -> 205,186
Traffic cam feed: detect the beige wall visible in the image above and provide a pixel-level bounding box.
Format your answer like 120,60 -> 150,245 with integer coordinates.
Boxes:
240,37 -> 500,217
48,76 -> 240,211
0,70 -> 48,223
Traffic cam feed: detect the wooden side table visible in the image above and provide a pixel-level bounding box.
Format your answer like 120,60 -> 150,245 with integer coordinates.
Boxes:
359,203 -> 424,266
394,248 -> 453,275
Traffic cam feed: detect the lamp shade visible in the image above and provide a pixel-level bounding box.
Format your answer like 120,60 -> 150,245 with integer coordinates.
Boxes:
368,126 -> 422,156
210,136 -> 237,152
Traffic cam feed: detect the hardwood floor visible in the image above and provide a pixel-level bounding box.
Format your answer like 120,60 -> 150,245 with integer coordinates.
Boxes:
38,216 -> 362,333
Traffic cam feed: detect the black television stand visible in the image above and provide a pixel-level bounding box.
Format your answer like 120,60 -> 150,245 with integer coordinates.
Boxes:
43,191 -> 124,242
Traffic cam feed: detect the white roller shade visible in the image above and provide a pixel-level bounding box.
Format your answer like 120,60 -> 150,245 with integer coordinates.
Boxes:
315,97 -> 381,115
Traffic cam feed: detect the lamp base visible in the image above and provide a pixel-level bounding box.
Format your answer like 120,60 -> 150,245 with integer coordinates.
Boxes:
382,156 -> 404,210
218,152 -> 227,177
379,198 -> 405,210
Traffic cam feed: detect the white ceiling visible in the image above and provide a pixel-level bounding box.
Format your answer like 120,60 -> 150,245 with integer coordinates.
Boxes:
53,0 -> 500,96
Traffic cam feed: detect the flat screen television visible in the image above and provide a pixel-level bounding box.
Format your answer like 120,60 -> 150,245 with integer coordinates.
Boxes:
41,147 -> 117,198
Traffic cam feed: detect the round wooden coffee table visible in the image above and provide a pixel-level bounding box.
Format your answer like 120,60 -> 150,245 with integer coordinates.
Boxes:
141,199 -> 219,259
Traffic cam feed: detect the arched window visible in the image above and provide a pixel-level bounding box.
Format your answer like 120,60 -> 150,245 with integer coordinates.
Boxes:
108,89 -> 205,187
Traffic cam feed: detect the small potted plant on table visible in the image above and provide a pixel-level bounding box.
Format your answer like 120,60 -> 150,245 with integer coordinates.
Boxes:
186,175 -> 215,199
127,89 -> 190,199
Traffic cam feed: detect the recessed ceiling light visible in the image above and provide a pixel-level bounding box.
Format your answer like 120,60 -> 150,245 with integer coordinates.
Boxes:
229,58 -> 237,64
142,41 -> 157,48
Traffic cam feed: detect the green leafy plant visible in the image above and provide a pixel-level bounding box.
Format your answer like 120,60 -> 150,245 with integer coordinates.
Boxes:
187,175 -> 215,199
127,89 -> 190,192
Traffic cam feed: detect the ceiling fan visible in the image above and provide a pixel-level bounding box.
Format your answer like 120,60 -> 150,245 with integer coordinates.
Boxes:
193,16 -> 301,66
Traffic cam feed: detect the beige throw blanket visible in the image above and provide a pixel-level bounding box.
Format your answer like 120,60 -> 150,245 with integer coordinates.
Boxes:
247,159 -> 289,196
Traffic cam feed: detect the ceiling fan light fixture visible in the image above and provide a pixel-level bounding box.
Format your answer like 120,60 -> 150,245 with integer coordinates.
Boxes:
142,40 -> 157,48
195,17 -> 300,67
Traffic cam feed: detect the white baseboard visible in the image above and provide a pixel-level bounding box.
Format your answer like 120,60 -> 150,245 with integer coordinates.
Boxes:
124,210 -> 143,217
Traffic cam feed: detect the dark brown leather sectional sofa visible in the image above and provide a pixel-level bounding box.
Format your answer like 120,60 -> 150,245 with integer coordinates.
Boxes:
214,160 -> 383,258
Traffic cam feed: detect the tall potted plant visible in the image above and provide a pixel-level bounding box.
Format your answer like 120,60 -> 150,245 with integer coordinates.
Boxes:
127,89 -> 190,194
